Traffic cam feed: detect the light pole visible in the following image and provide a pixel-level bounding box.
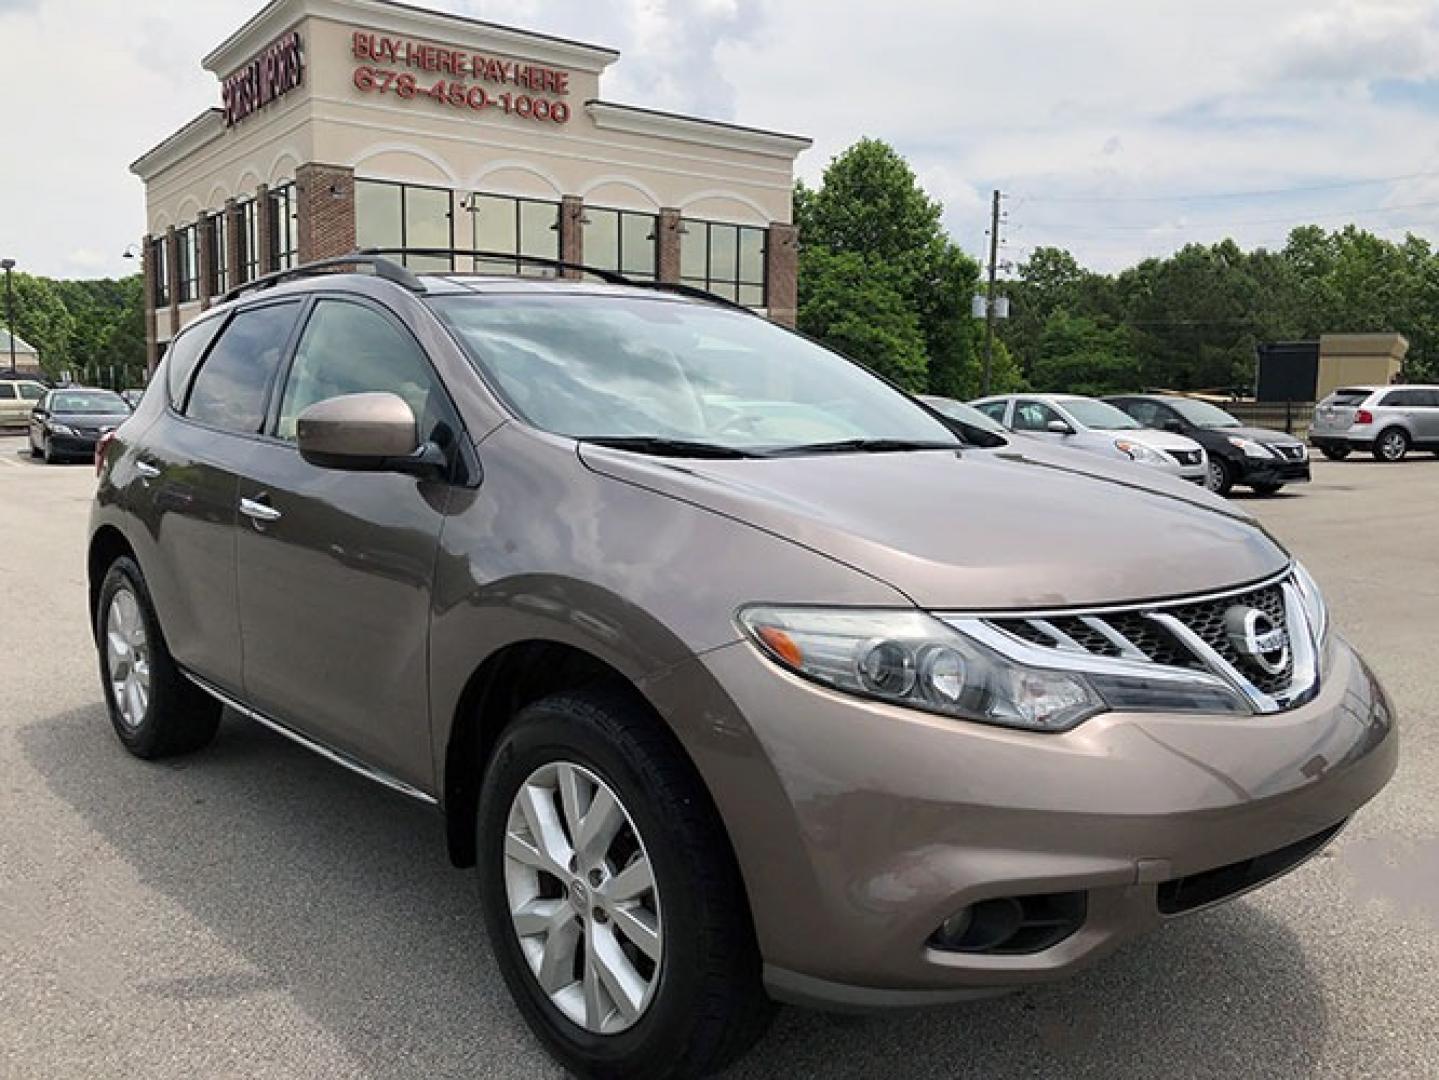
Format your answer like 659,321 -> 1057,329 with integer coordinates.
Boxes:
1,258 -> 16,377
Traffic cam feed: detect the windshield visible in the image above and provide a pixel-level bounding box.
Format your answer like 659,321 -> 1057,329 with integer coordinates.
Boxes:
53,391 -> 128,414
921,396 -> 1007,435
1060,398 -> 1139,430
429,295 -> 960,452
1166,398 -> 1241,428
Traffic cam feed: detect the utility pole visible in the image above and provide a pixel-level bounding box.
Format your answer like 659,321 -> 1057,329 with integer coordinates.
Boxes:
1,259 -> 16,377
982,190 -> 1001,396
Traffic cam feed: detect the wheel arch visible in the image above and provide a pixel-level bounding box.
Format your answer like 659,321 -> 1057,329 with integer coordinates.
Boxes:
87,524 -> 139,639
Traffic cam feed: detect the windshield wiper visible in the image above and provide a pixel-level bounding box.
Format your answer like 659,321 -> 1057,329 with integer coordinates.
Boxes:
579,436 -> 762,459
765,438 -> 961,457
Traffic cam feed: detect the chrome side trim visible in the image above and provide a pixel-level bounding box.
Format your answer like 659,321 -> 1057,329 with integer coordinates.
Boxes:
182,670 -> 438,805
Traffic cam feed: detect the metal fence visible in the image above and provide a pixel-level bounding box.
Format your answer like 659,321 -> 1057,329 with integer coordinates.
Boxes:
1217,400 -> 1316,440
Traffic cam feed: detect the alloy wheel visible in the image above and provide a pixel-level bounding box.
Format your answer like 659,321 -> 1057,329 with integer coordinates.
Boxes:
105,587 -> 151,728
1380,431 -> 1407,461
503,761 -> 662,1034
1206,458 -> 1227,492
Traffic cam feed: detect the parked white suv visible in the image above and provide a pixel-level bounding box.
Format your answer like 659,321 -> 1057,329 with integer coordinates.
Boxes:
1310,385 -> 1439,462
971,393 -> 1209,483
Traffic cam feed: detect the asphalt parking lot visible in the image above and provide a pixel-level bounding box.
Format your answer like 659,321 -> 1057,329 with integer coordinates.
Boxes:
1,433 -> 1436,1079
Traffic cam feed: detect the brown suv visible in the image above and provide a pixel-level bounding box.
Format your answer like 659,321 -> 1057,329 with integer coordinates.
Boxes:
89,253 -> 1397,1079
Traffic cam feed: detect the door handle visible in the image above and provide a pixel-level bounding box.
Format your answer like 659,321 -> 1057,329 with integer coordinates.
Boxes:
135,461 -> 161,479
239,497 -> 282,523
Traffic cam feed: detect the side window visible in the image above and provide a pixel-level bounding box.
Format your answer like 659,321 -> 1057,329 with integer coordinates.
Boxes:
165,316 -> 226,409
1013,400 -> 1062,432
185,301 -> 301,433
1419,389 -> 1439,407
20,383 -> 45,401
975,401 -> 1008,423
275,299 -> 452,444
0,384 -> 14,400
1121,400 -> 1160,426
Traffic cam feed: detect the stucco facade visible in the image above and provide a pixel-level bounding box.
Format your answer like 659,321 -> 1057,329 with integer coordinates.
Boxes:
131,0 -> 811,363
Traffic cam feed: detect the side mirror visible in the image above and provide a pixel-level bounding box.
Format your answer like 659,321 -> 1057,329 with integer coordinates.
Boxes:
1045,419 -> 1073,435
296,391 -> 443,475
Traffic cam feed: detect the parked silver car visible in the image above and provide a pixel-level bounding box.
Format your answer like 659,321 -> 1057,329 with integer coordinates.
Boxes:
971,393 -> 1209,483
1310,384 -> 1439,462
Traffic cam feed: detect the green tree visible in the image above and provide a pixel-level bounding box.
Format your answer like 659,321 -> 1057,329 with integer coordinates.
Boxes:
796,248 -> 928,389
7,273 -> 75,376
1030,311 -> 1139,396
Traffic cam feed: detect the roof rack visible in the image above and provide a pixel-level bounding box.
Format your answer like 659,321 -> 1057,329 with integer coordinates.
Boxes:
353,247 -> 755,313
221,252 -> 424,303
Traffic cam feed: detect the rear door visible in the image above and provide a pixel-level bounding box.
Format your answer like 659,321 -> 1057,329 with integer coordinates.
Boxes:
234,295 -> 463,789
1410,389 -> 1439,441
132,301 -> 303,695
1313,387 -> 1371,434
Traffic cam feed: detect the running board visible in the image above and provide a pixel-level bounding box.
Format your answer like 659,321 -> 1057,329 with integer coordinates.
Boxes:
182,670 -> 438,806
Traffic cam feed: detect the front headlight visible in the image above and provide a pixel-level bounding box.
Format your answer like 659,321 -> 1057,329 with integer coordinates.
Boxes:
1292,561 -> 1329,647
1227,436 -> 1274,459
1113,439 -> 1170,467
49,423 -> 77,436
739,606 -> 1249,732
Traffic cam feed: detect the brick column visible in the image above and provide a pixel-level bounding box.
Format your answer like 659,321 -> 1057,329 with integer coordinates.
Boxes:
559,195 -> 584,278
256,183 -> 274,275
197,211 -> 213,310
165,226 -> 180,337
224,198 -> 242,287
141,234 -> 158,374
765,222 -> 799,327
296,163 -> 356,263
657,207 -> 682,284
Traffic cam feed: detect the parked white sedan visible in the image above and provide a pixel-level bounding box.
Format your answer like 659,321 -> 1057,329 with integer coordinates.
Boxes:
971,393 -> 1209,484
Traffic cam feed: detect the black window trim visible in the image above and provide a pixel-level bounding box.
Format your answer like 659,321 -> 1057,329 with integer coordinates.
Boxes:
679,216 -> 767,307
583,204 -> 659,281
174,296 -> 309,440
466,191 -> 561,276
356,177 -> 458,271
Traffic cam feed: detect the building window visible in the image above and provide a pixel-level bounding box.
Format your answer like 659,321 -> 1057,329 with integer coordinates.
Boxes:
584,207 -> 657,281
268,183 -> 297,270
468,194 -> 559,276
151,236 -> 169,308
207,211 -> 229,296
354,179 -> 454,271
237,199 -> 259,284
680,219 -> 766,307
177,224 -> 199,303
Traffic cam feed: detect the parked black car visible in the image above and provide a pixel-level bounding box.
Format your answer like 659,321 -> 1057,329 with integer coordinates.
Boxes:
28,387 -> 132,464
1105,394 -> 1310,495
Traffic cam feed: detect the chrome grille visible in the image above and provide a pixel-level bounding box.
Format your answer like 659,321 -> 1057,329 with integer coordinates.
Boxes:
956,570 -> 1319,714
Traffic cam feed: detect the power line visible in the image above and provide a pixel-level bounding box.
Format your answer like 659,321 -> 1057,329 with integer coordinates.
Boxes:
1015,169 -> 1439,204
1015,197 -> 1439,234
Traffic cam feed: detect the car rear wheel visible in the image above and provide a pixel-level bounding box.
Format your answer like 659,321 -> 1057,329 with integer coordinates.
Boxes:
1320,446 -> 1350,461
1206,457 -> 1234,495
1373,428 -> 1409,462
96,556 -> 222,758
477,690 -> 772,1079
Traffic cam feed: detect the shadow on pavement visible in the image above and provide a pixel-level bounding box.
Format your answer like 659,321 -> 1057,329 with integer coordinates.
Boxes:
24,705 -> 1328,1080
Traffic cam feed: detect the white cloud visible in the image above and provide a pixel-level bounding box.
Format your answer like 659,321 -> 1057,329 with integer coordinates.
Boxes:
3,0 -> 1439,279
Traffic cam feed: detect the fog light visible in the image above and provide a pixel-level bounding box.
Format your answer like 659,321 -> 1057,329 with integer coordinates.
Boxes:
935,906 -> 973,947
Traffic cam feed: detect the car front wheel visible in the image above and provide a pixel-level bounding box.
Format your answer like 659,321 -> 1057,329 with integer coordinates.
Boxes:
477,690 -> 772,1079
96,556 -> 222,758
1206,457 -> 1234,495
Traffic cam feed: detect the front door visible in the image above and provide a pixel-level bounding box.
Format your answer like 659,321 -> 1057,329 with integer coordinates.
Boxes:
235,296 -> 463,790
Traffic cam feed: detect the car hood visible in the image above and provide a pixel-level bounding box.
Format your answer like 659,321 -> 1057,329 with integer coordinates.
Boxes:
1210,425 -> 1302,445
578,441 -> 1288,610
1097,427 -> 1204,454
51,412 -> 130,428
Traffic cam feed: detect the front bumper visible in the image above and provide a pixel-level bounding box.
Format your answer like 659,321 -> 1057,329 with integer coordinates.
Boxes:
674,634 -> 1396,1008
45,433 -> 100,457
1237,457 -> 1311,485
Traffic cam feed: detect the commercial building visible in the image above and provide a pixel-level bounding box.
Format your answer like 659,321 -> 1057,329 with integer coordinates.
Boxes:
1256,333 -> 1410,402
131,0 -> 812,368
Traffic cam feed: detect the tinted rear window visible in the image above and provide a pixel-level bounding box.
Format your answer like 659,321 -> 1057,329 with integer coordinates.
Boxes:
184,301 -> 301,433
1325,389 -> 1372,407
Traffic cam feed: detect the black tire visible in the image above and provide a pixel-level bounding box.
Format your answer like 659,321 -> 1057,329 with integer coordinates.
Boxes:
1372,427 -> 1409,462
1206,456 -> 1234,496
42,437 -> 56,464
96,555 -> 222,758
477,690 -> 773,1080
1251,482 -> 1285,496
1320,446 -> 1350,461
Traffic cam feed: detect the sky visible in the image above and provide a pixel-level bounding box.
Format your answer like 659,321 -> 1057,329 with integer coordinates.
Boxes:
2,0 -> 1439,279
